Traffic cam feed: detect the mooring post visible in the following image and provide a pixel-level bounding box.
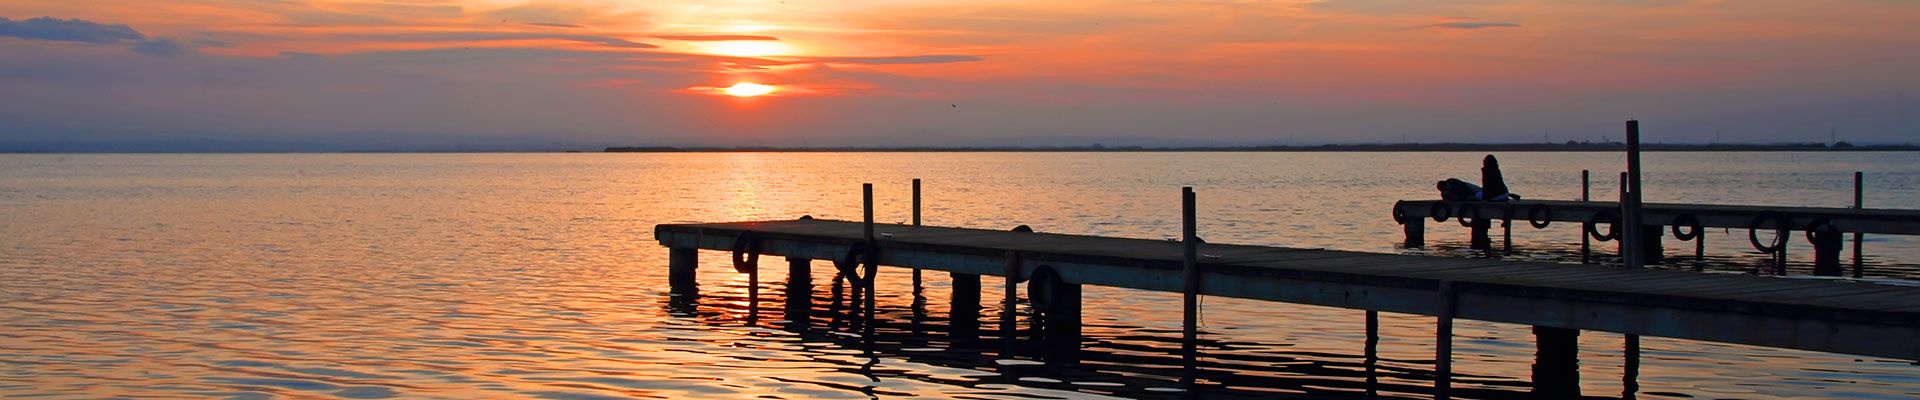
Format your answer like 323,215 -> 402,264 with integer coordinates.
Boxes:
670,247 -> 699,294
912,178 -> 924,290
1623,120 -> 1646,269
1532,326 -> 1581,398
1181,187 -> 1202,382
950,272 -> 981,340
785,257 -> 812,330
1853,171 -> 1865,278
862,183 -> 877,344
1435,280 -> 1456,400
1581,170 -> 1592,264
910,179 -> 926,334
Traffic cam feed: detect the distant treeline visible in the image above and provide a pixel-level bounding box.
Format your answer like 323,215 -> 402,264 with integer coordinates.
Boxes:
607,142 -> 1917,153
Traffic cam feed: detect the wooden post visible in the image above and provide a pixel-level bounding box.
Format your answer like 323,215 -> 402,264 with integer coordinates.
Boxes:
1854,172 -> 1865,278
912,179 -> 923,290
1435,281 -> 1456,399
1581,170 -> 1591,264
1813,227 -> 1844,276
1469,212 -> 1492,251
951,272 -> 981,341
1502,212 -> 1513,256
670,247 -> 699,294
910,179 -> 926,334
861,184 -> 876,344
1404,218 -> 1426,248
1181,187 -> 1201,381
1532,326 -> 1581,398
1623,120 -> 1647,269
784,257 -> 812,331
1640,225 -> 1665,265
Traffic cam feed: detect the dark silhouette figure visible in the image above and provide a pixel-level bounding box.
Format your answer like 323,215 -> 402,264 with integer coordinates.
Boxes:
1435,155 -> 1518,201
1482,155 -> 1511,201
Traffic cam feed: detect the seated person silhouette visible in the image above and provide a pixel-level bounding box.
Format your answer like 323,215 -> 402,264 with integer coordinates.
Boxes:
1437,155 -> 1520,201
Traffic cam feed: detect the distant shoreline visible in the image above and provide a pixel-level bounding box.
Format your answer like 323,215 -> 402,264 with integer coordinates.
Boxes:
608,143 -> 1917,153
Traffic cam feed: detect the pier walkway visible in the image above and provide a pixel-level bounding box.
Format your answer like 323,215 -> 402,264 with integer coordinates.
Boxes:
656,218 -> 1920,362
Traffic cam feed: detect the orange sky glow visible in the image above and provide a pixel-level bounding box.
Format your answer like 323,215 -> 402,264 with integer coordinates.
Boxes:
1,1 -> 1917,149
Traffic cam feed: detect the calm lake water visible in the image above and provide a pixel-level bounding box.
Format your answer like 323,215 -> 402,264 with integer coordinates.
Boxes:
2,152 -> 1917,399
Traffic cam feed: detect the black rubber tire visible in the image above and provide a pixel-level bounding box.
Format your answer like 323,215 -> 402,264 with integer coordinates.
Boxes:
1528,204 -> 1552,229
1456,203 -> 1480,227
1011,225 -> 1034,233
1392,201 -> 1410,224
731,234 -> 762,273
1748,211 -> 1788,253
1430,202 -> 1451,223
1586,210 -> 1621,242
1803,217 -> 1840,244
1026,267 -> 1061,313
1671,214 -> 1703,241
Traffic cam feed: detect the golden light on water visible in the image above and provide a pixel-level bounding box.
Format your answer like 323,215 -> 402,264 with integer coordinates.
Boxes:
721,82 -> 778,97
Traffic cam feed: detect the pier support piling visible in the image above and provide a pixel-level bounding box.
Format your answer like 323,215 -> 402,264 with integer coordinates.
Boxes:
951,272 -> 981,340
1639,225 -> 1665,265
1813,227 -> 1844,276
1469,217 -> 1492,251
785,257 -> 812,330
1404,218 -> 1426,248
1029,269 -> 1082,365
670,247 -> 699,294
1532,326 -> 1581,398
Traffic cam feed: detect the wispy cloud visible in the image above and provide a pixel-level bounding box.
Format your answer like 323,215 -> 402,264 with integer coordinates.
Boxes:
132,38 -> 193,56
331,31 -> 658,49
1433,21 -> 1520,29
0,16 -> 145,44
801,55 -> 983,65
654,34 -> 780,41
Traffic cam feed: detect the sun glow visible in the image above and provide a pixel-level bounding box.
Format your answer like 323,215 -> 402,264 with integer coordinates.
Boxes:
721,82 -> 778,97
699,41 -> 797,57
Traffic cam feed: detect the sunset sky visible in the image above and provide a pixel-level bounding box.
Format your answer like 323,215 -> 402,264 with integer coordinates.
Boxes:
2,0 -> 1917,150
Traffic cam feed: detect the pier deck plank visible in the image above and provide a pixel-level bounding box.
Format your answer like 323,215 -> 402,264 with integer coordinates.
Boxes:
656,218 -> 1920,360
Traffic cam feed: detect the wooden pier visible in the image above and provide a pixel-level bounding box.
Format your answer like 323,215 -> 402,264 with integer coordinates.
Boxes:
657,213 -> 1920,396
1394,198 -> 1920,276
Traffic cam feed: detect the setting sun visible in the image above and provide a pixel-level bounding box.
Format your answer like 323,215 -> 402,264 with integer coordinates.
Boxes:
721,82 -> 778,97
